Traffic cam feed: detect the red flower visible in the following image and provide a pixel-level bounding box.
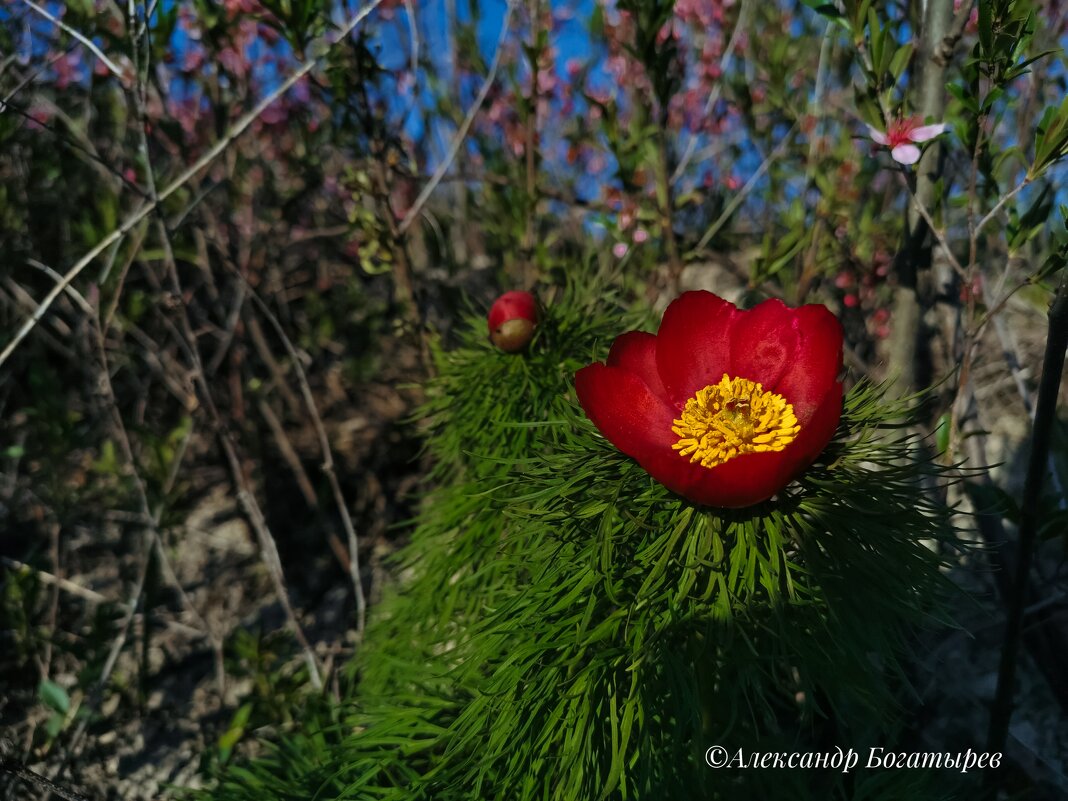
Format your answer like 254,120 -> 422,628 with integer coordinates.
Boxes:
575,292 -> 843,508
488,291 -> 539,352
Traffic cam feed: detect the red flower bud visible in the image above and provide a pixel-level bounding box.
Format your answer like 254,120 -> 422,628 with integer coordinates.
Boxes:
488,291 -> 539,353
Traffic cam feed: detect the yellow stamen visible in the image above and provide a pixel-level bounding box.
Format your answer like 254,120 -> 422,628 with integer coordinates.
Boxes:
672,374 -> 800,469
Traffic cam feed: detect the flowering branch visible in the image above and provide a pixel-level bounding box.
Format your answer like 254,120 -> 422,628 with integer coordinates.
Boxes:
17,0 -> 125,80
397,0 -> 516,236
691,121 -> 798,255
0,0 -> 386,371
670,0 -> 752,185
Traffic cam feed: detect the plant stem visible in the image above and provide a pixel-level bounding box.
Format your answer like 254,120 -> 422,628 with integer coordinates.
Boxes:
657,127 -> 683,291
1,757 -> 92,801
522,0 -> 541,287
887,0 -> 953,397
986,266 -> 1068,767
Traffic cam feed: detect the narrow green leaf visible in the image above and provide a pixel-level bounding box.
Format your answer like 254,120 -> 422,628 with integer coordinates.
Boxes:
38,680 -> 70,715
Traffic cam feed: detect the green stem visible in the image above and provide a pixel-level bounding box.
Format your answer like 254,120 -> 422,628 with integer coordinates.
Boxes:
657,127 -> 683,292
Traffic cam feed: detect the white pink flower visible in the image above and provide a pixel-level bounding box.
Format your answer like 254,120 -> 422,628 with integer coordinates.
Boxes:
868,117 -> 947,165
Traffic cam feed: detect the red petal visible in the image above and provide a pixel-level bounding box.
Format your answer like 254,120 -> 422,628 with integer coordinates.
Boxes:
575,363 -> 702,497
685,450 -> 793,508
729,298 -> 799,389
575,363 -> 676,458
655,291 -> 738,406
783,382 -> 843,475
607,331 -> 669,400
774,304 -> 843,424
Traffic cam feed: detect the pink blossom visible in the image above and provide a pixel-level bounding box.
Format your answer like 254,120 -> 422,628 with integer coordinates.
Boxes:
612,242 -> 628,259
633,228 -> 649,244
868,117 -> 947,165
953,0 -> 979,33
260,99 -> 288,125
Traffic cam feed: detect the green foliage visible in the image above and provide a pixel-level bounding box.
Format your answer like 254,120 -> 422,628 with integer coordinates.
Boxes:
615,0 -> 681,116
37,679 -> 72,740
1033,95 -> 1068,178
201,286 -> 967,801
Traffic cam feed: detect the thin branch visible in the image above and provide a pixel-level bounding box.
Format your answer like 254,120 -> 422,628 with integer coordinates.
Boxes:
1,757 -> 93,801
26,260 -> 93,315
898,171 -> 967,277
246,288 -> 369,639
934,0 -> 977,65
1,555 -> 110,607
974,176 -> 1031,237
0,96 -> 145,198
17,0 -> 125,80
0,43 -> 76,109
398,0 -> 516,235
691,122 -> 798,255
0,0 -> 386,371
126,0 -> 324,689
52,541 -> 152,785
403,0 -> 419,78
987,266 -> 1068,762
0,555 -> 204,639
521,0 -> 542,284
982,271 -> 1067,507
671,0 -> 751,184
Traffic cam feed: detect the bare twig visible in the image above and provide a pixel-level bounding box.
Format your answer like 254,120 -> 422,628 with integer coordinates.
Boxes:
0,0 -> 386,370
691,122 -> 799,255
898,172 -> 967,277
403,0 -> 419,78
26,260 -> 93,315
135,90 -> 322,700
54,541 -> 152,784
245,313 -> 303,417
974,176 -> 1031,237
0,43 -> 76,109
127,0 -> 325,688
0,555 -> 204,639
671,0 -> 751,184
0,556 -> 110,607
257,398 -> 318,507
246,289 -> 369,639
397,0 -> 515,236
521,0 -> 542,284
1,756 -> 93,801
934,0 -> 977,65
17,0 -> 125,80
982,275 -> 1067,506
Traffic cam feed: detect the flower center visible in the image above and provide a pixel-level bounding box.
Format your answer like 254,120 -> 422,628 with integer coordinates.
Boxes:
886,118 -> 915,147
672,375 -> 800,469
